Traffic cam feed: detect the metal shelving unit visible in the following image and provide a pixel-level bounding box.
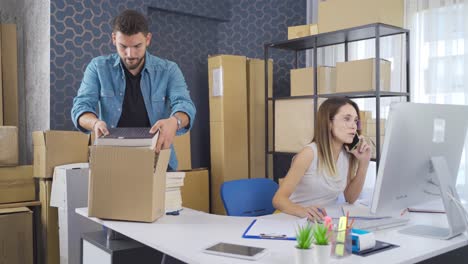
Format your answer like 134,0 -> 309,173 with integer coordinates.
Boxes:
264,23 -> 410,180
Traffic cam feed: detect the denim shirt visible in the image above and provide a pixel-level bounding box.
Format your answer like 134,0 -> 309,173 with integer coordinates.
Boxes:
71,52 -> 196,170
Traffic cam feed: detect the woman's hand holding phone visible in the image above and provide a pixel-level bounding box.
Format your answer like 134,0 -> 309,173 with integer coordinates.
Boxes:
347,135 -> 371,162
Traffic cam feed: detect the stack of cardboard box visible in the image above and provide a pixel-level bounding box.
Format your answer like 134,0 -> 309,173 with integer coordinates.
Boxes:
0,24 -> 34,264
208,55 -> 274,215
32,130 -> 90,264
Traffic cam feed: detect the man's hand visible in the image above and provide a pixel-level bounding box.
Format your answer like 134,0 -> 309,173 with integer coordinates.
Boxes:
149,117 -> 178,153
94,120 -> 109,138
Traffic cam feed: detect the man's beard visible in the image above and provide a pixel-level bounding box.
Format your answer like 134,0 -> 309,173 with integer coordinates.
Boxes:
123,56 -> 144,70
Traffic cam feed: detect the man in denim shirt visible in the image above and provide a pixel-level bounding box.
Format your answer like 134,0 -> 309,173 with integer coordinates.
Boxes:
71,10 -> 196,170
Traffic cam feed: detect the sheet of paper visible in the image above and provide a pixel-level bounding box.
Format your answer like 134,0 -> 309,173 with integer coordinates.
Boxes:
212,67 -> 223,97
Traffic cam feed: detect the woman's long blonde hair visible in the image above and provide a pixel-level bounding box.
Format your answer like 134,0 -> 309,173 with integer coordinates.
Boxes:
312,98 -> 360,177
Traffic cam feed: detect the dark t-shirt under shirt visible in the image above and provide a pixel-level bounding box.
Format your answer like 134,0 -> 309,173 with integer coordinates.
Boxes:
117,62 -> 151,127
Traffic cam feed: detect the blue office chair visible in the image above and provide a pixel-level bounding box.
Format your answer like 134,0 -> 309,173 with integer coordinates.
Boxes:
220,178 -> 279,217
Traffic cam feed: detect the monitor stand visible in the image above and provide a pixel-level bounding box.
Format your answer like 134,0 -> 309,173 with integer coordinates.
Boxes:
399,156 -> 468,240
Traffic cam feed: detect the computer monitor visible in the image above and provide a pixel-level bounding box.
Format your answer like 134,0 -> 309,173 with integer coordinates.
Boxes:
370,102 -> 468,239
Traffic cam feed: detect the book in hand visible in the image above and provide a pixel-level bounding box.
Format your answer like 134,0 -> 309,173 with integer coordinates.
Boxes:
94,127 -> 159,147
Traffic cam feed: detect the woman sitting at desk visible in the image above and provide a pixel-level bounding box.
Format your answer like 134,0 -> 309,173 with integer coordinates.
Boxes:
272,97 -> 371,221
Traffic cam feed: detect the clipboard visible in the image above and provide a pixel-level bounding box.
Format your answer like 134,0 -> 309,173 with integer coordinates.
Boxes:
242,219 -> 306,241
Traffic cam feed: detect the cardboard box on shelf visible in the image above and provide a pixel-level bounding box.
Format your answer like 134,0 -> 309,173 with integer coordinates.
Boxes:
247,58 -> 273,179
288,24 -> 319,40
32,130 -> 90,178
368,136 -> 384,159
275,98 -> 324,153
1,24 -> 19,126
0,165 -> 34,204
318,0 -> 404,33
364,119 -> 386,137
290,66 -> 336,96
173,132 -> 191,171
39,179 -> 60,264
0,207 -> 33,264
88,146 -> 170,222
180,168 -> 209,213
50,163 -> 102,264
0,126 -> 18,166
336,58 -> 391,93
359,110 -> 373,135
208,55 -> 249,215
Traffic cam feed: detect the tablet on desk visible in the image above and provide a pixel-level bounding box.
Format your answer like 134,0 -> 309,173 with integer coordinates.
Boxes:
203,242 -> 268,260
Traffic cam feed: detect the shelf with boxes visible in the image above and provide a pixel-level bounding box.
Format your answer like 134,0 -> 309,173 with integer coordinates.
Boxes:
264,22 -> 410,180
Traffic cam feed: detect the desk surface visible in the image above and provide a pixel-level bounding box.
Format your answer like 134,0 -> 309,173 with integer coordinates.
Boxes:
76,207 -> 468,264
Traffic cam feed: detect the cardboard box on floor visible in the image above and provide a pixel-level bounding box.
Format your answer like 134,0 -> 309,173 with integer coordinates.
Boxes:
318,0 -> 404,34
32,130 -> 90,178
288,24 -> 318,39
0,207 -> 33,264
180,168 -> 209,213
173,131 -> 191,170
336,58 -> 391,93
0,126 -> 18,166
88,146 -> 170,222
0,165 -> 34,204
1,24 -> 19,126
247,58 -> 273,179
50,163 -> 102,264
208,55 -> 249,215
291,66 -> 336,96
39,179 -> 60,264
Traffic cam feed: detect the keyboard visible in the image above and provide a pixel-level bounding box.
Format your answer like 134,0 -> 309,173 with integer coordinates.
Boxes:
352,217 -> 410,231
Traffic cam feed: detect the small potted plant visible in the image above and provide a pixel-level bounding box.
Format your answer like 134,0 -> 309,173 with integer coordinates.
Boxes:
312,218 -> 333,263
294,222 -> 314,264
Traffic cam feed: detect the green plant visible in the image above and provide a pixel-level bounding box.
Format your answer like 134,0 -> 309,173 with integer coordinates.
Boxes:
312,222 -> 330,245
295,222 -> 313,249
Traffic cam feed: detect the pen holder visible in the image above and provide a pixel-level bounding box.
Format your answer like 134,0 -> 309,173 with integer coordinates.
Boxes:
330,227 -> 352,258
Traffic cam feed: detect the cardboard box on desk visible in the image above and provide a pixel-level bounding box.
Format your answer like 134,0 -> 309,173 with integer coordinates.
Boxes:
288,24 -> 319,39
0,207 -> 33,264
33,130 -> 90,178
50,163 -> 101,264
88,146 -> 170,222
0,126 -> 18,166
291,66 -> 336,96
318,0 -> 404,34
336,58 -> 391,93
180,168 -> 209,213
0,165 -> 34,204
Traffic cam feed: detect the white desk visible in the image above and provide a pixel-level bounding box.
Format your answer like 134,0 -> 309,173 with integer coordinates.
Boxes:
76,207 -> 468,264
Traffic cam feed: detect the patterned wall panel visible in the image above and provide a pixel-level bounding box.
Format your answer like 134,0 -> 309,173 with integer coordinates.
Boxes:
147,7 -> 219,171
50,0 -> 147,129
50,0 -> 306,168
218,0 -> 307,97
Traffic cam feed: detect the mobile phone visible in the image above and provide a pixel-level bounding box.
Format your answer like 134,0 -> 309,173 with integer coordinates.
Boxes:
202,242 -> 268,260
346,134 -> 360,152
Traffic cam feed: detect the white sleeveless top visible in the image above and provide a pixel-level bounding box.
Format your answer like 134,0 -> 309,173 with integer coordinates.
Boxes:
289,143 -> 349,207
